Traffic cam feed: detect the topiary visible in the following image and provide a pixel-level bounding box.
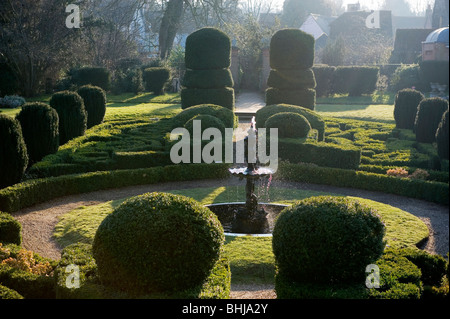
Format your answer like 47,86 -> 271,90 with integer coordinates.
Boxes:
265,87 -> 316,110
77,85 -> 107,129
71,67 -> 111,91
270,29 -> 315,70
267,68 -> 316,90
185,27 -> 231,70
436,109 -> 449,160
92,192 -> 224,294
142,67 -> 171,95
0,115 -> 28,189
172,104 -> 236,129
255,104 -> 325,141
15,102 -> 59,165
393,89 -> 424,130
182,69 -> 233,89
49,91 -> 87,145
272,196 -> 386,284
181,87 -> 235,110
183,114 -> 226,137
414,97 -> 448,143
265,112 -> 311,138
0,211 -> 22,245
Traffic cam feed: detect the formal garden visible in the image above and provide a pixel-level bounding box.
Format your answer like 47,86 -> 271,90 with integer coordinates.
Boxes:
0,24 -> 449,302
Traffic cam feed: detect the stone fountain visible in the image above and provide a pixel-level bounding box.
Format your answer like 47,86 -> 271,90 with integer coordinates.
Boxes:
206,117 -> 286,234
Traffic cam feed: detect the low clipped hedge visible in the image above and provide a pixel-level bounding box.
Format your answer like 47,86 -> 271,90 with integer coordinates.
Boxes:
184,114 -> 226,136
181,88 -> 235,110
275,162 -> 449,205
0,163 -> 231,213
267,69 -> 316,90
0,211 -> 21,245
183,69 -> 233,89
273,196 -> 386,284
332,66 -> 379,96
255,104 -> 325,141
92,192 -> 224,294
172,104 -> 237,129
265,112 -> 311,138
55,243 -> 230,299
270,29 -> 315,70
312,65 -> 336,97
265,87 -> 315,110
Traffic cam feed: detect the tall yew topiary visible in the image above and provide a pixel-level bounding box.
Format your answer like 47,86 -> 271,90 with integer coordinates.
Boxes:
394,89 -> 424,130
0,114 -> 28,189
16,102 -> 59,165
77,85 -> 107,128
49,91 -> 87,145
181,28 -> 234,110
266,29 -> 316,110
414,97 -> 448,143
436,109 -> 449,160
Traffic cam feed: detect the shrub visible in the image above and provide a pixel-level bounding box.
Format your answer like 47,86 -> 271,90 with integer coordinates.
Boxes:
420,60 -> 449,87
312,65 -> 336,97
389,64 -> 424,92
265,87 -> 315,110
77,85 -> 107,128
255,104 -> 325,141
49,91 -> 87,145
172,104 -> 236,129
267,68 -> 316,90
71,67 -> 111,91
272,196 -> 386,284
0,212 -> 21,245
332,66 -> 379,96
181,88 -> 234,110
182,69 -> 233,89
113,68 -> 144,94
386,167 -> 409,178
270,29 -> 315,70
436,109 -> 449,160
92,192 -> 224,294
414,98 -> 448,143
0,95 -> 26,109
0,284 -> 23,299
185,27 -> 231,70
265,112 -> 311,138
184,114 -> 226,136
393,88 -> 425,129
0,115 -> 28,189
15,102 -> 59,165
0,62 -> 18,97
142,67 -> 171,95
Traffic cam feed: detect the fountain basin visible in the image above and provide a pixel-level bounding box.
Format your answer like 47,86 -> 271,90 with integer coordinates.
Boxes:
205,202 -> 289,236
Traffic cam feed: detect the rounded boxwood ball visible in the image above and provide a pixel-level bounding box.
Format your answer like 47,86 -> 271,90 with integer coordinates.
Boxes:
92,192 -> 224,294
265,112 -> 311,138
184,114 -> 226,137
272,196 -> 386,284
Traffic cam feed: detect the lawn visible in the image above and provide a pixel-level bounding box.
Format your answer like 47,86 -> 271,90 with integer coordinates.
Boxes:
53,186 -> 429,286
316,104 -> 395,123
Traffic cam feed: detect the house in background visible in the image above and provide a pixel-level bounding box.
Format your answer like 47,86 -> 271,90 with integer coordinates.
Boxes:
299,14 -> 337,49
422,27 -> 449,61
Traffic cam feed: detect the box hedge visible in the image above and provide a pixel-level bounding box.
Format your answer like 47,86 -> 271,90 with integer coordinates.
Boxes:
142,67 -> 171,95
182,69 -> 233,89
436,109 -> 449,160
312,65 -> 336,97
71,67 -> 111,91
267,68 -> 316,90
332,66 -> 379,96
265,87 -> 315,110
393,88 -> 424,130
171,104 -> 236,129
414,97 -> 448,143
77,85 -> 107,128
265,112 -> 311,138
0,212 -> 21,245
181,87 -> 234,110
270,29 -> 315,70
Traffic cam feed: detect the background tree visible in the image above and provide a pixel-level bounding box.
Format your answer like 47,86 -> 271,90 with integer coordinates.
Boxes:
281,0 -> 334,28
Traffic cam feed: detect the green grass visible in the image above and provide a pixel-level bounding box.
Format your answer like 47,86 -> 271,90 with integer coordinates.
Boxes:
53,186 -> 429,286
316,104 -> 395,123
316,92 -> 395,105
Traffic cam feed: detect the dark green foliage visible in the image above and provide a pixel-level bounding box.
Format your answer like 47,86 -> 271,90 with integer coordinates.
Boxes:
255,104 -> 325,141
0,115 -> 28,189
184,114 -> 226,136
332,66 -> 379,96
265,112 -> 311,138
393,89 -> 424,129
77,85 -> 107,128
92,192 -> 224,294
272,196 -> 386,284
182,69 -> 233,89
16,102 -> 59,165
436,109 -> 449,160
312,65 -> 336,97
414,98 -> 448,143
420,60 -> 449,87
267,68 -> 316,89
181,88 -> 235,110
265,87 -> 315,110
113,68 -> 144,94
0,211 -> 21,245
142,67 -> 171,95
0,62 -> 18,96
389,64 -> 425,92
270,29 -> 315,69
0,284 -> 23,299
71,67 -> 111,91
172,104 -> 236,129
49,91 -> 87,145
185,28 -> 231,70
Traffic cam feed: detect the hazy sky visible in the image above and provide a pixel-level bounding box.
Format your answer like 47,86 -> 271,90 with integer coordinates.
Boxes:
268,0 -> 430,14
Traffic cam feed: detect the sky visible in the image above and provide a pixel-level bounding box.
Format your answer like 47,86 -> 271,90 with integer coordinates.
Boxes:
268,0 -> 431,14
